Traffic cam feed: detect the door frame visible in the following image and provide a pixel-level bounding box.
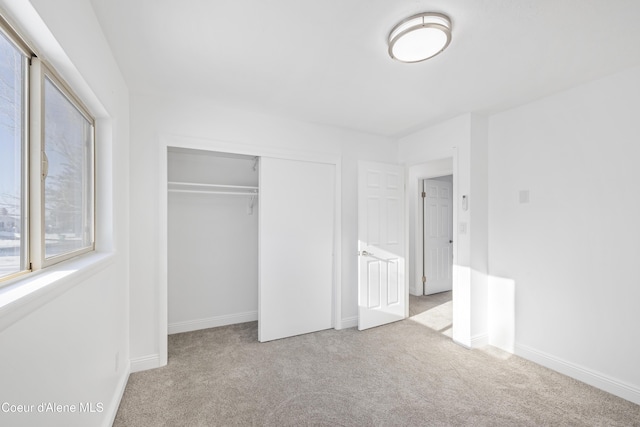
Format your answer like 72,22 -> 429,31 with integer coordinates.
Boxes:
405,151 -> 458,330
157,134 -> 342,367
421,176 -> 454,296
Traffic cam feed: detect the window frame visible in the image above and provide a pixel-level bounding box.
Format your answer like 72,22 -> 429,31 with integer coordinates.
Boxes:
0,16 -> 31,282
0,14 -> 96,284
37,63 -> 96,267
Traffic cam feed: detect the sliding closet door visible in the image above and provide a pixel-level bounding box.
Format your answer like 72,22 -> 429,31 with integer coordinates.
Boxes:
259,157 -> 335,342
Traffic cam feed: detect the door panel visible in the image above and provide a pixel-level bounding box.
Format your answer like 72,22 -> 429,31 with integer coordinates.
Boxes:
259,157 -> 335,342
359,244 -> 405,329
367,260 -> 381,308
358,161 -> 405,330
423,179 -> 453,295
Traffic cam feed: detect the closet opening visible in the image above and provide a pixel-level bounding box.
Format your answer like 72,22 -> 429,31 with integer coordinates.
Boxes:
157,137 -> 340,364
167,148 -> 260,336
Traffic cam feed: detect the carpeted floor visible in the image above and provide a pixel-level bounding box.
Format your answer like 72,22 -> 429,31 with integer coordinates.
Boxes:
409,292 -> 453,338
114,295 -> 640,426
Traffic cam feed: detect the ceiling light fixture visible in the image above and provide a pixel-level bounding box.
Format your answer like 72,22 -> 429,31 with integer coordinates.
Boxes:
388,12 -> 452,63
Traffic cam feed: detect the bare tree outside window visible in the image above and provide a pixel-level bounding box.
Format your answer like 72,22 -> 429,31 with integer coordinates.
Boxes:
0,31 -> 26,279
1,21 -> 95,284
43,77 -> 94,259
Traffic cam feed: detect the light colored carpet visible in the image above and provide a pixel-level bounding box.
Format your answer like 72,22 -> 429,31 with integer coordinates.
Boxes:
409,292 -> 453,338
115,296 -> 640,426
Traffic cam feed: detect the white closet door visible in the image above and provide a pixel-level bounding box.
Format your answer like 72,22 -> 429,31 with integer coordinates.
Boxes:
259,157 -> 335,342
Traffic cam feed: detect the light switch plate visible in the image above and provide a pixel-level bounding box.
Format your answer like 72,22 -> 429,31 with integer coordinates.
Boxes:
459,222 -> 467,234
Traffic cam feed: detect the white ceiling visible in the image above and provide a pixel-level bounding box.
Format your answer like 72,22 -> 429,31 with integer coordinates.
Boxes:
89,0 -> 640,137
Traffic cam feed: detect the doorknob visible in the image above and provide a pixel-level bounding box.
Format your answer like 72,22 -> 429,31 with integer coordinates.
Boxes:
449,240 -> 453,243
359,250 -> 392,263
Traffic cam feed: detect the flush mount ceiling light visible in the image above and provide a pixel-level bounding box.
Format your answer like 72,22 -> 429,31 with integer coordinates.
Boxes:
388,12 -> 452,63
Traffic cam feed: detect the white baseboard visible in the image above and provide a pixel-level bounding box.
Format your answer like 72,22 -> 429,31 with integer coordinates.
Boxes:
453,338 -> 471,349
130,354 -> 162,373
103,363 -> 130,427
471,333 -> 488,348
516,343 -> 640,405
340,316 -> 358,329
168,311 -> 258,335
452,334 -> 488,350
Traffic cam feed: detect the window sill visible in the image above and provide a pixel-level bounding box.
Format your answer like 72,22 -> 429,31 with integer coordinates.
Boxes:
0,251 -> 115,333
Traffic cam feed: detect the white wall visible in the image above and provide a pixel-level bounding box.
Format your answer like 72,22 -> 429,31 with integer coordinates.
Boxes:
129,93 -> 395,368
469,115 -> 489,342
0,0 -> 130,426
397,113 -> 489,347
488,65 -> 640,404
167,151 -> 259,333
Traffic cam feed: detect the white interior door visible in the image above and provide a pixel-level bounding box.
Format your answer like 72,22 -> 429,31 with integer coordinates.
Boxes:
259,157 -> 335,342
358,161 -> 405,330
423,179 -> 453,295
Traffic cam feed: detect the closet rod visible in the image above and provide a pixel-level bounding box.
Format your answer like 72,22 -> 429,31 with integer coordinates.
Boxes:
169,189 -> 258,196
168,181 -> 258,191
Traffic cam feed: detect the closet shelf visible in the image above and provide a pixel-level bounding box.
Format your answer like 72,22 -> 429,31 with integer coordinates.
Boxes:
168,181 -> 259,196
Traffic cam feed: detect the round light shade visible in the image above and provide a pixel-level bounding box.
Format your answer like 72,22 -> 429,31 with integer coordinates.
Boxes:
388,13 -> 452,63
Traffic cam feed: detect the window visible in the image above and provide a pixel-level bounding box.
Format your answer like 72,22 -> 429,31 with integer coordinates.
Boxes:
0,16 -> 95,283
42,73 -> 94,262
0,25 -> 28,281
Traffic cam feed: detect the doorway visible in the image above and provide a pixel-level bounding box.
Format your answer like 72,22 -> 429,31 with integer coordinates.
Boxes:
421,175 -> 453,296
407,159 -> 456,338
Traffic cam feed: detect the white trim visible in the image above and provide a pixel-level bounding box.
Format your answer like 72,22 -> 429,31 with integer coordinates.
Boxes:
158,134 -> 342,368
168,311 -> 258,335
516,343 -> 640,405
453,338 -> 471,349
340,316 -> 358,329
471,333 -> 489,348
104,364 -> 130,427
162,133 -> 339,165
333,160 -> 342,332
158,142 -> 168,368
412,168 -> 454,296
130,354 -> 162,373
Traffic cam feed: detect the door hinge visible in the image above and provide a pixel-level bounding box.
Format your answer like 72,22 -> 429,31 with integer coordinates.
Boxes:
421,191 -> 426,198
422,276 -> 426,284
